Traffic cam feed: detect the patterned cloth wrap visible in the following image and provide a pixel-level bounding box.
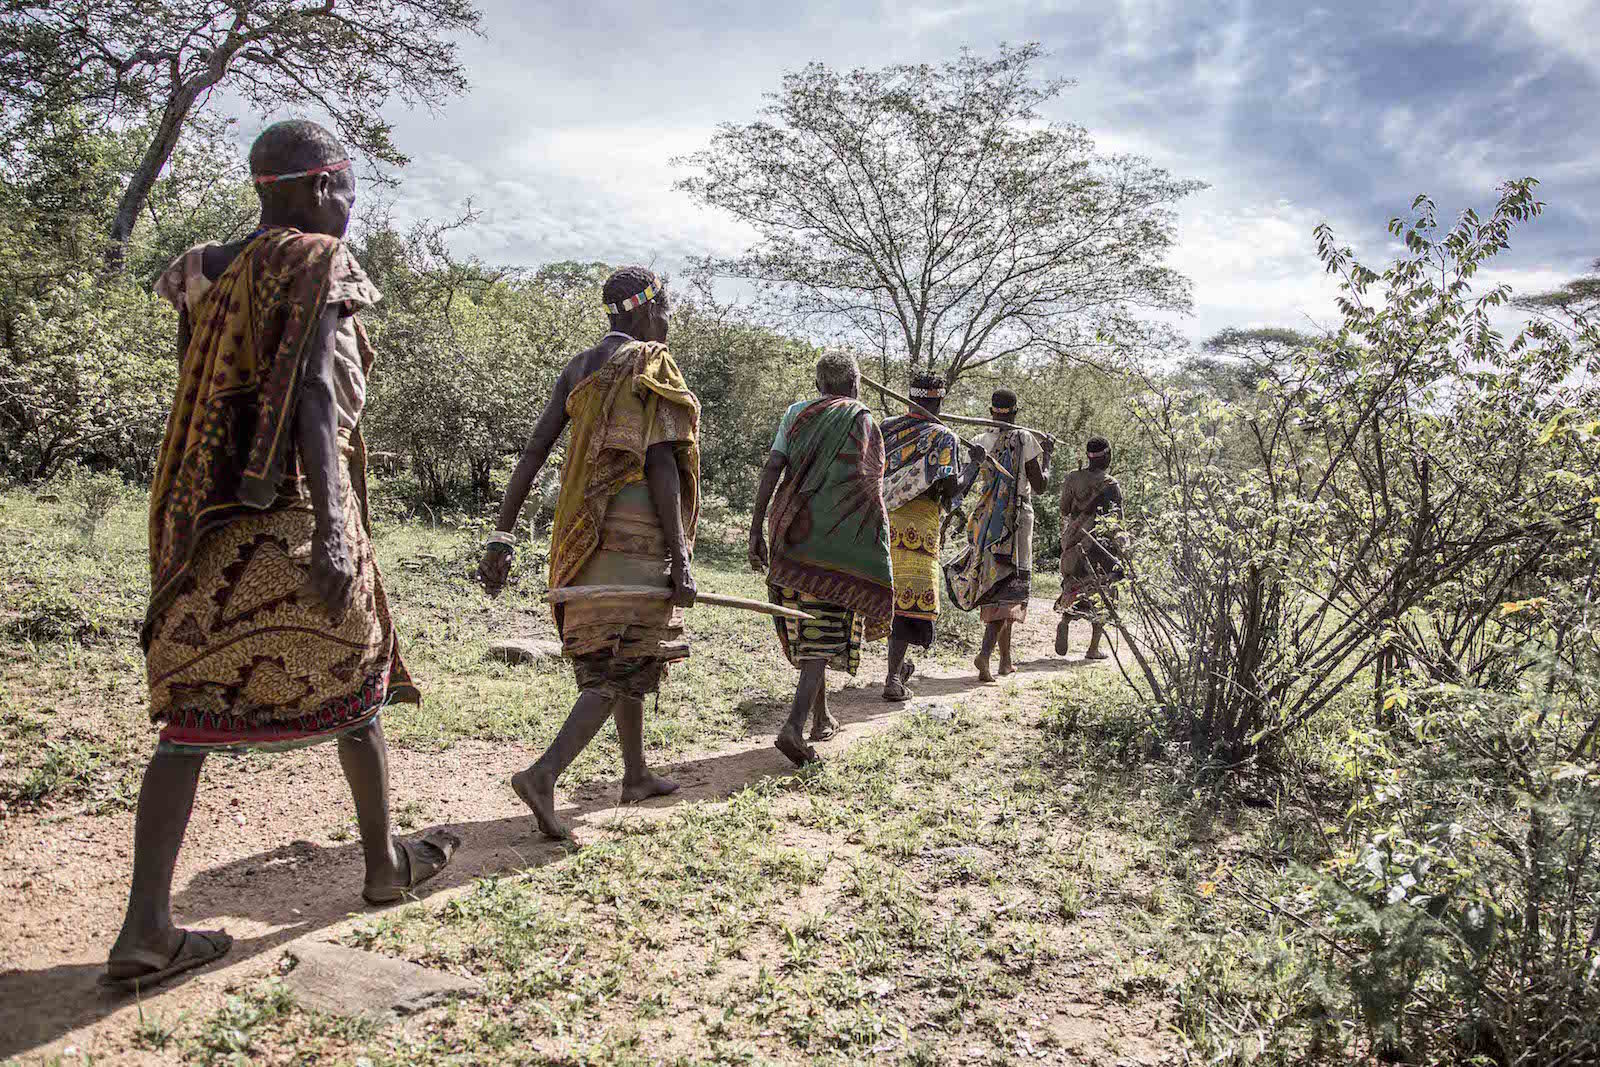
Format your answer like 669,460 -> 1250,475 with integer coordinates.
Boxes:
765,396 -> 894,672
888,495 -> 942,647
881,412 -> 960,647
944,427 -> 1043,624
1054,467 -> 1125,622
769,586 -> 868,675
144,229 -> 416,752
547,339 -> 700,699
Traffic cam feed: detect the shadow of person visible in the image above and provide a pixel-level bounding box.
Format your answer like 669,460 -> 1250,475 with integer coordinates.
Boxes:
0,814 -> 567,1060
0,657 -> 1086,1059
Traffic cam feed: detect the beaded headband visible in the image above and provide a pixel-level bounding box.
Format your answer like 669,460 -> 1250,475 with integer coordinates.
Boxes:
909,384 -> 946,399
604,282 -> 660,315
991,401 -> 1016,414
253,159 -> 352,185
1087,442 -> 1110,458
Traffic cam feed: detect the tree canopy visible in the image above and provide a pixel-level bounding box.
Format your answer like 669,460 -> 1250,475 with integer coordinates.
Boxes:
0,0 -> 481,264
676,43 -> 1203,385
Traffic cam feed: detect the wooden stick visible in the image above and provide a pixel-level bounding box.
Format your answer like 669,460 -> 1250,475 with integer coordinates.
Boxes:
858,373 -> 1017,482
861,373 -> 1055,440
545,585 -> 815,621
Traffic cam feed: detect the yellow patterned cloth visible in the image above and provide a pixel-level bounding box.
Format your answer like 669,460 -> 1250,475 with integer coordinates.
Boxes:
548,340 -> 699,679
889,494 -> 941,622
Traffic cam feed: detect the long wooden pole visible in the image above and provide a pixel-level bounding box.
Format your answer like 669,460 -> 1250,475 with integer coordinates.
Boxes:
861,372 -> 1055,439
545,585 -> 815,621
858,373 -> 1016,481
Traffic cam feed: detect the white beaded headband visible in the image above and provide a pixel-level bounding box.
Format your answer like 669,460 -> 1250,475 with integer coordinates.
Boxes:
604,282 -> 660,315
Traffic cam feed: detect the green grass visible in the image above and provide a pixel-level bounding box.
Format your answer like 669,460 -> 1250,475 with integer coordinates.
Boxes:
0,481 -> 1317,1062
0,481 -> 987,810
154,667 -> 1235,1064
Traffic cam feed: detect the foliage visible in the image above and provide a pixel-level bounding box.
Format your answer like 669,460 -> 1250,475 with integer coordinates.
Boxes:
0,106 -> 257,484
1110,179 -> 1600,769
357,217 -> 592,509
675,43 -> 1201,384
0,0 -> 482,260
669,276 -> 818,511
0,273 -> 177,481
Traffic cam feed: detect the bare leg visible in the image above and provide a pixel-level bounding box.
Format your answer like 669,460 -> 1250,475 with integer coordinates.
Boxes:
512,689 -> 616,838
1055,615 -> 1072,656
108,750 -> 206,966
998,620 -> 1015,675
615,695 -> 679,803
810,677 -> 839,740
883,637 -> 912,701
777,660 -> 826,765
336,719 -> 406,895
1085,623 -> 1109,661
975,621 -> 1000,682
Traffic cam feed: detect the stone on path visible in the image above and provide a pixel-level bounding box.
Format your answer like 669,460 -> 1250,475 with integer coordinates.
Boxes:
914,700 -> 957,723
282,941 -> 481,1020
488,638 -> 563,665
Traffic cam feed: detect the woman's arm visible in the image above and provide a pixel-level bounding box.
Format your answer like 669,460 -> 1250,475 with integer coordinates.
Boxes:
748,451 -> 787,571
479,370 -> 573,595
295,304 -> 353,620
645,441 -> 696,606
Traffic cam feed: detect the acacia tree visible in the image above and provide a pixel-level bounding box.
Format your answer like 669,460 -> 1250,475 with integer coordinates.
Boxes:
0,0 -> 480,266
675,44 -> 1202,385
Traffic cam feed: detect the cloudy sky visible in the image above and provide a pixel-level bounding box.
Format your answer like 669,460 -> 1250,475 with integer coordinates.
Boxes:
283,0 -> 1600,345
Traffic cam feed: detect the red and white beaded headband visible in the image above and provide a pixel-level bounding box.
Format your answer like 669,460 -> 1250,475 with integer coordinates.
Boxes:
604,283 -> 660,315
991,400 -> 1016,414
1087,442 -> 1110,458
253,159 -> 352,185
910,384 -> 946,399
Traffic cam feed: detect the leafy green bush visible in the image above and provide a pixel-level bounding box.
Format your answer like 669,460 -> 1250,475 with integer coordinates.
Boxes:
1110,180 -> 1599,772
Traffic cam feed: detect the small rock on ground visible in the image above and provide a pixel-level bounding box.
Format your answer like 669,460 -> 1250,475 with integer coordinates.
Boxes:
488,638 -> 563,665
914,700 -> 957,722
282,941 -> 481,1020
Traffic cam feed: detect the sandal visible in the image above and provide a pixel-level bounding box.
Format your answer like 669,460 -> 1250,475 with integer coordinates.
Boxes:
882,680 -> 913,703
900,659 -> 916,683
101,929 -> 232,993
362,830 -> 461,906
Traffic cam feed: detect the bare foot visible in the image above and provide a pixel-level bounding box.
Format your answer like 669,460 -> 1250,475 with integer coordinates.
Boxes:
900,659 -> 916,683
775,725 -> 820,766
511,767 -> 571,839
809,711 -> 840,742
974,655 -> 995,683
998,659 -> 1015,676
882,680 -> 913,703
621,772 -> 680,804
1084,650 -> 1109,661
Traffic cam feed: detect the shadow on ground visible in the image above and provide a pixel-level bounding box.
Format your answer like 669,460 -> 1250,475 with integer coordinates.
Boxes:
1,652 -> 1095,1058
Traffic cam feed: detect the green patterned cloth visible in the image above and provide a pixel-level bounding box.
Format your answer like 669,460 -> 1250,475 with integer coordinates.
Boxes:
766,397 -> 894,636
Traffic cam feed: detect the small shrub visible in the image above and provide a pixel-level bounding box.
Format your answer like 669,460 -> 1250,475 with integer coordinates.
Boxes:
55,466 -> 128,544
2,586 -> 109,643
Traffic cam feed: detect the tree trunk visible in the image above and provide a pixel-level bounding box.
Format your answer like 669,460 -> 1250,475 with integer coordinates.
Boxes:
104,84 -> 207,273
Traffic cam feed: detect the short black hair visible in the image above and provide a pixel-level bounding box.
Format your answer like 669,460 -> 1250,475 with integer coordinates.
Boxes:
603,265 -> 662,313
248,119 -> 346,181
1086,435 -> 1110,454
991,387 -> 1018,411
910,371 -> 946,393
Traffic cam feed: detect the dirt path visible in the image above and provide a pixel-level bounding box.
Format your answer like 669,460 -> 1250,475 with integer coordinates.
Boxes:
1,601 -> 1108,1062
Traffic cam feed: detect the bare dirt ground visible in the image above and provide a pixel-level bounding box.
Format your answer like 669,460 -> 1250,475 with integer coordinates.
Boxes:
1,601 -> 1138,1063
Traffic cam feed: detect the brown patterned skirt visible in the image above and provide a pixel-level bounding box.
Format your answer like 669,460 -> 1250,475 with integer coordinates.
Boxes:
144,450 -> 415,752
